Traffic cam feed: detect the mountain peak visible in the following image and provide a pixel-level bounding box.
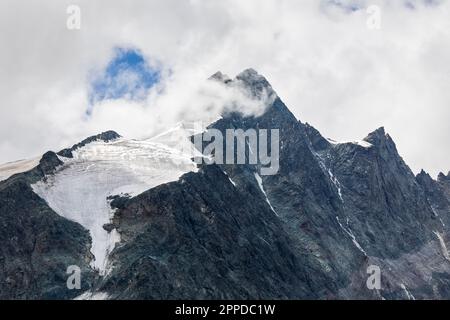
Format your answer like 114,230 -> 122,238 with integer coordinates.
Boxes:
236,68 -> 263,80
416,169 -> 433,182
209,71 -> 231,83
364,126 -> 384,139
38,151 -> 63,176
236,68 -> 270,86
234,68 -> 275,99
363,127 -> 393,146
438,172 -> 450,182
208,68 -> 275,99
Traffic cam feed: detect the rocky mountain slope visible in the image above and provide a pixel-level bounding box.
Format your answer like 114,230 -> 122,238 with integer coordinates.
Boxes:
0,69 -> 449,299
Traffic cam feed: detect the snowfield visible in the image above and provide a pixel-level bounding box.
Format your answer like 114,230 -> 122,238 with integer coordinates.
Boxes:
32,134 -> 199,275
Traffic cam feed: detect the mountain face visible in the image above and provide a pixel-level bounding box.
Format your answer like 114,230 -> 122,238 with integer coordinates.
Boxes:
0,152 -> 95,299
1,69 -> 450,299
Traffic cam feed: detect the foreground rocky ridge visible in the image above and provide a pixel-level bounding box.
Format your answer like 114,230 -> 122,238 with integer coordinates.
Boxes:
0,69 -> 449,299
0,152 -> 96,299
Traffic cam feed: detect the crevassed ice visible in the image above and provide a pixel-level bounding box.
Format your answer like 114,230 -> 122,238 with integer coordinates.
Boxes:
32,136 -> 199,275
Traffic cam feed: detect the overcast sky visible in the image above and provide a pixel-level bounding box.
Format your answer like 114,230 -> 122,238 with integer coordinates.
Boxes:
0,0 -> 449,177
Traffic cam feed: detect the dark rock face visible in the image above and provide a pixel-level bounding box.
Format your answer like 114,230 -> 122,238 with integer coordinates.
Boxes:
306,123 -> 450,299
182,70 -> 450,299
38,151 -> 63,176
417,170 -> 450,226
204,71 -> 367,298
107,194 -> 131,210
99,165 -> 335,299
325,126 -> 437,258
1,69 -> 450,300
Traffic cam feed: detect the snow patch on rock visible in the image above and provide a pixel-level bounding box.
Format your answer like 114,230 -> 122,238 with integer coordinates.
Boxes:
74,291 -> 110,300
400,283 -> 415,300
254,172 -> 278,216
336,216 -> 367,256
327,138 -> 373,149
434,231 -> 450,262
313,151 -> 344,203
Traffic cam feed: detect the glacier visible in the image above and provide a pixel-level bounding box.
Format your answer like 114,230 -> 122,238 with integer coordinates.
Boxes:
32,134 -> 199,275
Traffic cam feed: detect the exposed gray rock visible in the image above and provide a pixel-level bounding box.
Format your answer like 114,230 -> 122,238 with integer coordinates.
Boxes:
98,164 -> 335,299
1,69 -> 450,300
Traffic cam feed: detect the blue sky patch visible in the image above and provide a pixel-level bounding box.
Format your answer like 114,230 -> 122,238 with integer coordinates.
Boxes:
88,48 -> 161,111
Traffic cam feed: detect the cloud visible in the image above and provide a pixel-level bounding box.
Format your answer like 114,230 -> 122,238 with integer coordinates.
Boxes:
0,0 -> 449,177
86,72 -> 272,140
88,47 -> 162,108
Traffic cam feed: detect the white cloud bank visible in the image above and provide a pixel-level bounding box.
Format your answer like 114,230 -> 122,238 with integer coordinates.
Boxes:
0,0 -> 449,177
